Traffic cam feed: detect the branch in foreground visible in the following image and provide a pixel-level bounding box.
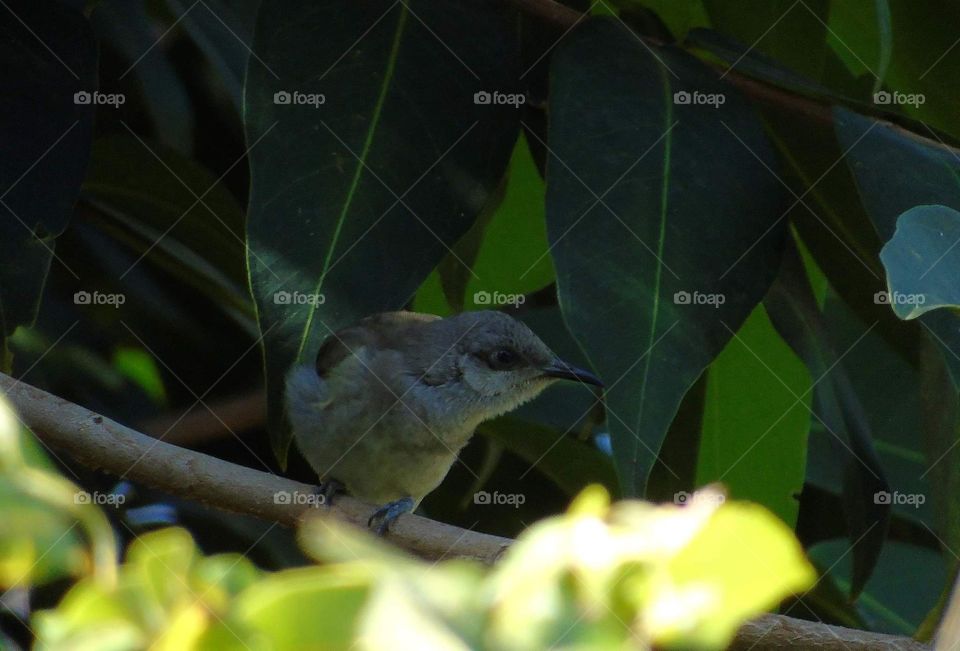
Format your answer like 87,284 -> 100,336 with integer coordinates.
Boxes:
0,373 -> 510,564
0,374 -> 929,650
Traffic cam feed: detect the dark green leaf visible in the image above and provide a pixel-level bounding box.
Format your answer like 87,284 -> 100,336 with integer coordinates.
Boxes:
809,539 -> 948,635
836,109 -> 960,550
701,0 -> 830,82
765,237 -> 889,598
245,0 -> 521,463
546,18 -> 787,495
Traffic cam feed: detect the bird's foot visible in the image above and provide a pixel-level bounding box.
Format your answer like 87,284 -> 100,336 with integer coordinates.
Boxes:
314,478 -> 344,507
367,497 -> 414,536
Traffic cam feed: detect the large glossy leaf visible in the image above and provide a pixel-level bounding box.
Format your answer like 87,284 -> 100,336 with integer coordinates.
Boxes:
546,18 -> 787,495
697,303 -> 810,527
0,0 -> 95,361
245,0 -> 521,462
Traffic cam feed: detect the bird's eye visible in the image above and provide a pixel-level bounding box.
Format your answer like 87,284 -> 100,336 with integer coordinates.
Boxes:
488,348 -> 519,371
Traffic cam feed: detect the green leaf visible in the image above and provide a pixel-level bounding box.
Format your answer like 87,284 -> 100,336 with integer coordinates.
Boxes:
462,133 -> 555,309
701,0 -> 830,82
835,109 -> 960,550
760,109 -> 904,358
834,106 -> 960,374
879,205 -> 960,320
764,238 -> 890,598
546,18 -> 787,495
883,1 -> 960,141
826,0 -> 892,95
697,303 -> 811,526
236,566 -> 371,648
244,0 -> 521,464
653,501 -> 816,648
0,0 -> 96,354
0,397 -> 116,590
809,539 -> 948,635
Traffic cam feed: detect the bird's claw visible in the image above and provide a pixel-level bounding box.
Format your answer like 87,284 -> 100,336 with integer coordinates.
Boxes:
314,478 -> 344,507
367,496 -> 414,536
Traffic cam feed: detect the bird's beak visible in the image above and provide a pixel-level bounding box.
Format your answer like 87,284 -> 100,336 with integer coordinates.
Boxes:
541,359 -> 604,388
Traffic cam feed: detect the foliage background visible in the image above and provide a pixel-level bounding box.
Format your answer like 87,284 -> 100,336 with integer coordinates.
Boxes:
0,0 -> 957,646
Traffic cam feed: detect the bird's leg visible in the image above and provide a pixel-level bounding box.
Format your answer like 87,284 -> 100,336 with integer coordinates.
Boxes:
314,478 -> 344,507
367,496 -> 414,536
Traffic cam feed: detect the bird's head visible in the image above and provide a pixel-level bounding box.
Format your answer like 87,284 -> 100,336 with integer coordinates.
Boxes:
436,310 -> 603,417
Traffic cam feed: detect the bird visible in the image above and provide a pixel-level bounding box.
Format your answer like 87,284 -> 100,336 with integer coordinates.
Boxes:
284,309 -> 603,534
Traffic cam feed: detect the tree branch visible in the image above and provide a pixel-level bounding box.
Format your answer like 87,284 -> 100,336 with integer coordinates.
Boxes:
502,0 -> 958,155
0,373 -> 929,650
0,373 -> 510,565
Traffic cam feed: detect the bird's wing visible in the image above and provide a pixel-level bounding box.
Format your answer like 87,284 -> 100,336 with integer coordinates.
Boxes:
314,311 -> 442,377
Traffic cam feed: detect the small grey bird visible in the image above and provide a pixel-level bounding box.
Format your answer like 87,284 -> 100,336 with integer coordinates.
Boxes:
285,310 -> 603,533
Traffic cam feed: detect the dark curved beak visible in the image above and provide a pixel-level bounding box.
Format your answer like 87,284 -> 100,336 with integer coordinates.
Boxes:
541,359 -> 604,388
